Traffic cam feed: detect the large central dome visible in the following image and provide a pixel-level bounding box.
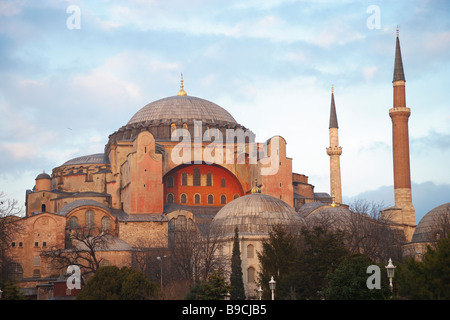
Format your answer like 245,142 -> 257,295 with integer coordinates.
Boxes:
127,95 -> 238,126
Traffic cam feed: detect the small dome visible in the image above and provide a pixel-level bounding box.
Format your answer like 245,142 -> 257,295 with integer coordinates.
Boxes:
299,203 -> 355,230
412,203 -> 450,243
35,172 -> 51,180
127,95 -> 238,126
211,193 -> 302,237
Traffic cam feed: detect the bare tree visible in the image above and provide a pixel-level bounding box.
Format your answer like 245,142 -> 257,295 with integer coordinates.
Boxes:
0,192 -> 24,281
429,206 -> 450,245
43,227 -> 112,284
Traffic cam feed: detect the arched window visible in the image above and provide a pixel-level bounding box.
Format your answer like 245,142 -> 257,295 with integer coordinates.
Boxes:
233,194 -> 240,200
183,123 -> 188,136
194,194 -> 201,204
100,259 -> 112,267
220,194 -> 227,205
167,176 -> 174,188
193,167 -> 201,186
247,244 -> 254,259
85,210 -> 94,229
221,178 -> 226,187
33,256 -> 41,266
171,123 -> 177,137
247,267 -> 256,283
177,215 -> 187,229
41,204 -> 46,212
180,193 -> 187,204
8,263 -> 23,281
101,216 -> 111,231
207,194 -> 214,204
181,172 -> 187,186
167,193 -> 174,204
68,216 -> 78,229
206,172 -> 212,186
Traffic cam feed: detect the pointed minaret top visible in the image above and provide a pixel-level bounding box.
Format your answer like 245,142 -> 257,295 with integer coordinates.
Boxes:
329,86 -> 338,129
393,27 -> 406,82
177,72 -> 187,96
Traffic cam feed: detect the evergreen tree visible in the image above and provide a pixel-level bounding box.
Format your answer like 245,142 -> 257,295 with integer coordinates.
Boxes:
396,235 -> 450,299
230,227 -> 245,300
77,266 -> 157,300
185,268 -> 232,300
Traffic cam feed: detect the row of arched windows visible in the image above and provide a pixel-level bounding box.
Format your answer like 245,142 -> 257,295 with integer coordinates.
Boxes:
67,210 -> 111,231
166,173 -> 227,188
167,193 -> 239,205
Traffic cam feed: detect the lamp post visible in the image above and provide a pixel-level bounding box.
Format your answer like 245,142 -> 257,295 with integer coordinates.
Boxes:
385,258 -> 396,292
269,276 -> 276,300
0,288 -> 3,299
157,256 -> 167,293
257,286 -> 263,300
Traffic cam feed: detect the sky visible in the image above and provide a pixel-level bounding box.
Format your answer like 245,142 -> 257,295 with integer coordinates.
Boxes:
0,0 -> 449,224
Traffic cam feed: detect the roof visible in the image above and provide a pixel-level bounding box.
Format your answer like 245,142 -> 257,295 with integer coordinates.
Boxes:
393,35 -> 406,82
412,203 -> 450,243
329,92 -> 339,129
127,95 -> 238,126
61,153 -> 109,167
35,172 -> 51,180
211,193 -> 302,237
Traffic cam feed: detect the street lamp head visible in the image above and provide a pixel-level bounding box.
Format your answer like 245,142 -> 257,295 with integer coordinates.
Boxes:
269,276 -> 276,291
385,258 -> 396,279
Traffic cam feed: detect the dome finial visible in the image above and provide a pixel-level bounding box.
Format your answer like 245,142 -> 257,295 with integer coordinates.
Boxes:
177,72 -> 187,96
396,25 -> 399,38
251,178 -> 261,194
331,84 -> 334,94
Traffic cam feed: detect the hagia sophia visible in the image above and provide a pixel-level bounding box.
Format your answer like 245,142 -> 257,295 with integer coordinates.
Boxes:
4,30 -> 449,299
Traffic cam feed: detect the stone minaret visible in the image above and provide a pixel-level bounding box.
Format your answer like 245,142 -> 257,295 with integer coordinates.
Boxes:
388,28 -> 415,230
326,86 -> 343,204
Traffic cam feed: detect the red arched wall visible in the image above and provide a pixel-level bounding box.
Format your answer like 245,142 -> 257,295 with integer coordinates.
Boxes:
163,164 -> 244,206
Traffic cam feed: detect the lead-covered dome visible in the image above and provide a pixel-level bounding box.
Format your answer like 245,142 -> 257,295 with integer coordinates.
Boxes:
211,193 -> 302,237
412,203 -> 450,243
127,95 -> 238,126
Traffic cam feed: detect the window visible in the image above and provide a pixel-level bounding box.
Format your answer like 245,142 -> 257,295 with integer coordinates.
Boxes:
11,242 -> 16,247
247,267 -> 256,283
247,244 -> 254,259
180,193 -> 187,204
85,210 -> 95,229
220,194 -> 227,205
194,194 -> 200,204
43,242 -> 47,247
233,194 -> 240,200
193,167 -> 201,186
167,193 -> 174,204
101,217 -> 111,231
68,216 -> 78,229
9,263 -> 23,281
177,215 -> 187,229
33,256 -> 41,266
33,269 -> 41,278
34,242 -> 39,247
207,194 -> 214,204
171,123 -> 177,137
41,204 -> 46,212
206,172 -> 212,186
167,176 -> 174,188
181,172 -> 187,186
221,178 -> 226,187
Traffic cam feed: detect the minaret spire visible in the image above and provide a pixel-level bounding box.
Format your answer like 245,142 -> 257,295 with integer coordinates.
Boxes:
393,26 -> 405,83
326,85 -> 343,204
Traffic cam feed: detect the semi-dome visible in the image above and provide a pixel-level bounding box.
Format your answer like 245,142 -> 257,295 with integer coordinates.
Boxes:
211,193 -> 302,237
412,203 -> 450,243
127,95 -> 238,126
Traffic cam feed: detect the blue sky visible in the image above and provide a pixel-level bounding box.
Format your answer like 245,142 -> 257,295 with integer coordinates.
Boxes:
0,0 -> 449,223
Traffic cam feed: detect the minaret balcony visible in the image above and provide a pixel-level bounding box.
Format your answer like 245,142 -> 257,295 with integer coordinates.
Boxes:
326,146 -> 342,156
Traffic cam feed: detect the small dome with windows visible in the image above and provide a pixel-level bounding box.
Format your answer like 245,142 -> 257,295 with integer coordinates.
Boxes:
211,192 -> 302,237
